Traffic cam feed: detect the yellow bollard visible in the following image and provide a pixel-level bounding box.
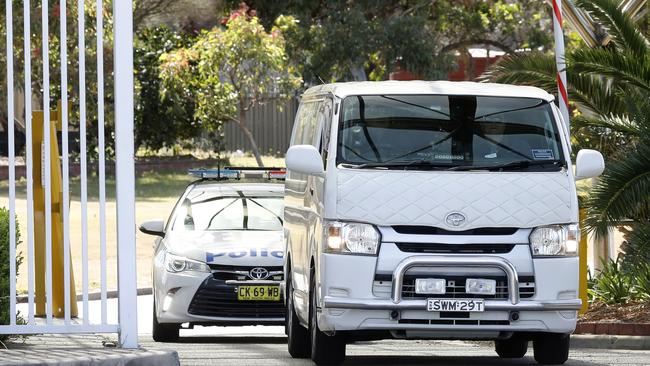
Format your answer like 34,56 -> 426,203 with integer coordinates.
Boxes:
33,103 -> 78,318
579,208 -> 589,315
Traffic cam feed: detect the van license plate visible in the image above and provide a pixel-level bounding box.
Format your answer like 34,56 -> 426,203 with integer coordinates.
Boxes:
427,298 -> 484,312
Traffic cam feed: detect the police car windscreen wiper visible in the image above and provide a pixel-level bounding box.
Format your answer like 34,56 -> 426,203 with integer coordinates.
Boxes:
347,160 -> 454,170
448,160 -> 564,171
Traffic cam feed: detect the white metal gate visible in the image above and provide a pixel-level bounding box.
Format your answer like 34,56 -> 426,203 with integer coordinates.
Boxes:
2,0 -> 137,348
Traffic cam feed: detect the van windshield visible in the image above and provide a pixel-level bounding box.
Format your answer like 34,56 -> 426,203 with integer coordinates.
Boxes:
336,95 -> 566,171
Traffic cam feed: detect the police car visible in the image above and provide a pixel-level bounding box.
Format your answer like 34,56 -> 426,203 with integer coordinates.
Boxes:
139,168 -> 286,342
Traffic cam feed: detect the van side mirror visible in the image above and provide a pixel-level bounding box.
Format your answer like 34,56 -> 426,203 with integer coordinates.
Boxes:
286,145 -> 325,177
139,219 -> 165,237
575,149 -> 605,180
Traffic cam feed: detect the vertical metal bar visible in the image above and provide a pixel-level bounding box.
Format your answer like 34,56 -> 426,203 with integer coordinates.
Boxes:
6,0 -> 16,327
42,0 -> 54,324
60,0 -> 71,324
78,0 -> 89,325
24,0 -> 36,325
113,0 -> 138,348
96,0 -> 107,325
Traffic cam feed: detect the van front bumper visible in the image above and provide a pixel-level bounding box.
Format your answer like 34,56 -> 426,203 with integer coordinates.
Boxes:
323,297 -> 581,311
318,254 -> 580,335
325,255 -> 581,311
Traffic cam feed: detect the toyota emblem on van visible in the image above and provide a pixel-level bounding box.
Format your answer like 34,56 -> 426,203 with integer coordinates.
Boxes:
445,212 -> 467,227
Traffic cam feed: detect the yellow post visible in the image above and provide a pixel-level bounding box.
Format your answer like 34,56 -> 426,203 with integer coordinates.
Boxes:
33,103 -> 78,318
579,208 -> 589,314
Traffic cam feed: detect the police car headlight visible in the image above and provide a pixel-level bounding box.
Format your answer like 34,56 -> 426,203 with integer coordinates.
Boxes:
164,253 -> 211,273
529,224 -> 579,257
325,221 -> 380,255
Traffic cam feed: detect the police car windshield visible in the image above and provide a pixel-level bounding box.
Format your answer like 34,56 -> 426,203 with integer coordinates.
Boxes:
171,194 -> 283,232
336,95 -> 565,171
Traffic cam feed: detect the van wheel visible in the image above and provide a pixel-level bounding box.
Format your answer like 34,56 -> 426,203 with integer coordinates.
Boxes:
152,300 -> 179,342
533,333 -> 570,365
286,270 -> 310,358
495,337 -> 528,358
310,271 -> 346,365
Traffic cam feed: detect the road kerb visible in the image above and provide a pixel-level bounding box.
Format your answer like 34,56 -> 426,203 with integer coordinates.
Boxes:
572,334 -> 650,350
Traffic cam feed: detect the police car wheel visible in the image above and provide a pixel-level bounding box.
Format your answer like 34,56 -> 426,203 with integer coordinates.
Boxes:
309,270 -> 345,365
495,336 -> 528,358
287,269 -> 310,358
533,333 -> 570,365
152,300 -> 179,342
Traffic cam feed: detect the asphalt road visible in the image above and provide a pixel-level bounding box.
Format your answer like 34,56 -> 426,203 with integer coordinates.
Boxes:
140,327 -> 650,366
19,295 -> 647,365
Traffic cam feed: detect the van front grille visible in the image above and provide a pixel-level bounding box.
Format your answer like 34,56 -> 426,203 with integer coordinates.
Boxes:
395,243 -> 515,254
400,275 -> 535,300
392,226 -> 518,236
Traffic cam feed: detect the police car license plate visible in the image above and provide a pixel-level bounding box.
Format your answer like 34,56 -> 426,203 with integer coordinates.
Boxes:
427,298 -> 484,312
237,285 -> 280,301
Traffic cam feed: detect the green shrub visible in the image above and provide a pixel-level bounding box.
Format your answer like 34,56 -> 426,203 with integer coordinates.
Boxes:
632,262 -> 650,300
0,207 -> 22,327
588,257 -> 635,305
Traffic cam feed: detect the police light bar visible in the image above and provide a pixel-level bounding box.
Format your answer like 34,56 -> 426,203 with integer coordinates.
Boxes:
188,167 -> 286,181
188,169 -> 240,180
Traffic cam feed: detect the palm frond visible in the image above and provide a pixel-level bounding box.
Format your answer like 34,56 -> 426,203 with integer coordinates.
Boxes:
572,114 -> 640,136
481,52 -> 628,117
568,73 -> 627,116
620,222 -> 650,271
575,0 -> 649,57
569,48 -> 650,93
479,52 -> 558,91
584,141 -> 650,237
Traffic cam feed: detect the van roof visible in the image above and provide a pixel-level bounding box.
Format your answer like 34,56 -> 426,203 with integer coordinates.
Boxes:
302,81 -> 555,102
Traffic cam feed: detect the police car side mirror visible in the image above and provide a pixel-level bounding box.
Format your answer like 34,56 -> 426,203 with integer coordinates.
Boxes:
139,219 -> 165,237
575,149 -> 605,180
286,145 -> 325,177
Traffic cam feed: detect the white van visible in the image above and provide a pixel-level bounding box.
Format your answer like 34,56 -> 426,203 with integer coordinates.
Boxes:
283,81 -> 604,365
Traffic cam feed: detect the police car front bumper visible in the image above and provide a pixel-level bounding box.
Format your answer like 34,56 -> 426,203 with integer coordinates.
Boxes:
155,272 -> 285,325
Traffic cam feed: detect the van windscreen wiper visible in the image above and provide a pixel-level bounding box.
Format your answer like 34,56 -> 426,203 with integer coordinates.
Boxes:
448,160 -> 564,171
344,160 -> 454,170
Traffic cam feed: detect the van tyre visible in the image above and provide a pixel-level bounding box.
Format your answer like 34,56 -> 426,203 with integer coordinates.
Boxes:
310,272 -> 346,365
495,337 -> 528,358
533,333 -> 570,365
152,300 -> 179,342
286,270 -> 310,358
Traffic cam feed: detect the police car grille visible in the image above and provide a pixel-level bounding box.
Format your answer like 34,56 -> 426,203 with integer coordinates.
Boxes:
400,275 -> 535,300
188,279 -> 285,318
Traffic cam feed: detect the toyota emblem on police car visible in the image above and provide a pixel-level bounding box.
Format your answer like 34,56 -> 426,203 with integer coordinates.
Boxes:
250,267 -> 269,279
445,212 -> 467,227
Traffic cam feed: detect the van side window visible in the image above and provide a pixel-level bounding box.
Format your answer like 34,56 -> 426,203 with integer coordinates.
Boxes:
317,100 -> 333,166
290,103 -> 307,147
300,101 -> 319,146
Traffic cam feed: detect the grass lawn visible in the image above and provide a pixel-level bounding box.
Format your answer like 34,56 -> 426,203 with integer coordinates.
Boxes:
0,155 -> 284,295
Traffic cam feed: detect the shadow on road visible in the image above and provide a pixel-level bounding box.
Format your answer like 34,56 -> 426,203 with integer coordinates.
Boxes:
173,336 -> 287,344
343,355 -> 606,366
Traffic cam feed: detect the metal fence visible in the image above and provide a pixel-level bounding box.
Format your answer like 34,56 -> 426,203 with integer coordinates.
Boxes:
2,0 -> 137,348
223,97 -> 299,155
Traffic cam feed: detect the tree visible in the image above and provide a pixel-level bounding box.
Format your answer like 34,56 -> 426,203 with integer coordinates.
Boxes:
483,0 -> 650,268
134,26 -> 201,151
236,0 -> 553,84
160,7 -> 301,166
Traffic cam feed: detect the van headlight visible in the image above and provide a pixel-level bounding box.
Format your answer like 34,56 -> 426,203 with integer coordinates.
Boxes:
529,224 -> 579,257
325,221 -> 381,255
164,253 -> 211,273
